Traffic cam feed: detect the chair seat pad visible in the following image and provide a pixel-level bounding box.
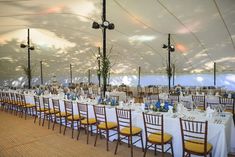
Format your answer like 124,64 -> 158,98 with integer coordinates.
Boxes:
81,118 -> 96,125
225,109 -> 233,113
148,132 -> 172,143
185,140 -> 212,154
37,108 -> 48,112
56,112 -> 71,117
67,115 -> 81,120
120,127 -> 142,135
45,109 -> 59,114
25,104 -> 36,108
98,122 -> 117,130
197,106 -> 205,110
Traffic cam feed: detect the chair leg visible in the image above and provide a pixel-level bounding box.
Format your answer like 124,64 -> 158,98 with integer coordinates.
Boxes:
71,121 -> 74,138
143,141 -> 148,157
114,134 -> 120,155
52,116 -> 56,131
86,125 -> 89,144
170,141 -> 174,157
24,108 -> 27,120
39,112 -> 42,126
161,144 -> 164,157
140,133 -> 144,152
64,119 -> 67,135
130,136 -> 133,157
155,144 -> 157,155
34,111 -> 37,123
42,114 -> 46,126
59,117 -> 62,133
94,128 -> 99,147
48,114 -> 51,129
77,122 -> 81,140
106,130 -> 109,151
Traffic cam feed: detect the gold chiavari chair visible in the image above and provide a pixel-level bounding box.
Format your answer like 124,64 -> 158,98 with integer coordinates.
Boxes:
77,103 -> 96,143
20,94 -> 36,120
34,96 -> 48,125
63,101 -> 80,138
192,95 -> 206,110
143,112 -> 174,157
52,99 -> 70,133
179,118 -> 212,157
114,108 -> 144,157
93,105 -> 117,151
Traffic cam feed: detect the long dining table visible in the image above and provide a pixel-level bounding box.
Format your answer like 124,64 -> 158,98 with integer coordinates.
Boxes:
25,94 -> 235,157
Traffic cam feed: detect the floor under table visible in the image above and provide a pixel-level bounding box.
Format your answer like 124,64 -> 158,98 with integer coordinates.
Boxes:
0,110 -> 234,157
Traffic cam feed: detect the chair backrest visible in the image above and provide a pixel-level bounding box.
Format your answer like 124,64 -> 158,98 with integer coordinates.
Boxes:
42,97 -> 50,110
77,103 -> 88,119
115,108 -> 132,134
52,99 -> 61,113
206,102 -> 219,110
5,92 -> 10,102
192,95 -> 205,110
64,101 -> 74,117
20,94 -> 27,107
34,96 -> 42,110
15,93 -> 22,105
93,105 -> 107,126
219,97 -> 234,113
168,94 -> 179,104
143,112 -> 163,142
179,118 -> 208,154
10,93 -> 16,102
181,100 -> 192,109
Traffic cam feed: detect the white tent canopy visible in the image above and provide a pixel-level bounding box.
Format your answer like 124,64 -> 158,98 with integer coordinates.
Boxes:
0,0 -> 235,87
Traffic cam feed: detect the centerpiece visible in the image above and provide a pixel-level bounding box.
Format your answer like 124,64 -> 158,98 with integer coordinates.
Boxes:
145,101 -> 176,112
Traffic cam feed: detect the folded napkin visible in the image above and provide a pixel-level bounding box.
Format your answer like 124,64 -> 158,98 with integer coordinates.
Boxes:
206,106 -> 215,118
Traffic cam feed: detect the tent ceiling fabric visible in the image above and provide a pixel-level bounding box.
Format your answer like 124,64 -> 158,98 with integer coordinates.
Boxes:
0,0 -> 235,81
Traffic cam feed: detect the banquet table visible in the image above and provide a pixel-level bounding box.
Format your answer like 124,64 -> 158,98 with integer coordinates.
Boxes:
25,94 -> 235,157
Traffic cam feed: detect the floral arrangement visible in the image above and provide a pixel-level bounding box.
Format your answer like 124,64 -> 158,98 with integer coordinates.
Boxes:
98,97 -> 118,106
145,101 -> 172,112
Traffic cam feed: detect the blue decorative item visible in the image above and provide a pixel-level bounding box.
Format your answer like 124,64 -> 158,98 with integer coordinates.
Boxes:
155,101 -> 160,108
98,97 -> 102,104
144,103 -> 149,110
164,102 -> 169,110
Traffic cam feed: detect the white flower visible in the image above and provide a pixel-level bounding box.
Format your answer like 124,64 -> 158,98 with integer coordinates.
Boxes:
160,103 -> 165,107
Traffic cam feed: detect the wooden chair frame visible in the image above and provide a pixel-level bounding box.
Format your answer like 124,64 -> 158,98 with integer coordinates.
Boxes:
143,113 -> 174,157
93,105 -> 117,151
179,118 -> 212,157
114,108 -> 144,157
77,103 -> 96,144
192,95 -> 206,110
63,100 -> 79,138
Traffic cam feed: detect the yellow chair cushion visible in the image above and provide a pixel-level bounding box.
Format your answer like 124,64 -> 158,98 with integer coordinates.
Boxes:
45,109 -> 59,114
148,133 -> 172,143
225,109 -> 233,114
25,104 -> 36,108
185,140 -> 212,154
37,108 -> 48,112
67,115 -> 81,121
120,127 -> 142,135
56,112 -> 71,117
98,122 -> 117,130
81,118 -> 96,125
197,106 -> 205,110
